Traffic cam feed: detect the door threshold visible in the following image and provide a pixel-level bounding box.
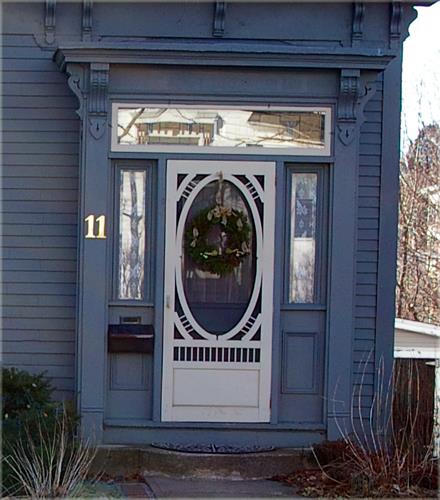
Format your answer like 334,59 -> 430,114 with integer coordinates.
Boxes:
104,418 -> 326,431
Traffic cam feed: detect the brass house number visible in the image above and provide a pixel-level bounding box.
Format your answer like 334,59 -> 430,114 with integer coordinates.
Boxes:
84,215 -> 106,239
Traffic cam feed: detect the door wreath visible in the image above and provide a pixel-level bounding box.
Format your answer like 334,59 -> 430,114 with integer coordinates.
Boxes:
184,204 -> 252,277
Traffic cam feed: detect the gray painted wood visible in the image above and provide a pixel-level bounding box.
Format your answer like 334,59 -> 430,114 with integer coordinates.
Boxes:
1,25 -> 79,400
351,79 -> 384,420
106,353 -> 153,420
326,75 -> 358,438
374,54 -> 405,419
277,165 -> 328,424
103,425 -> 325,448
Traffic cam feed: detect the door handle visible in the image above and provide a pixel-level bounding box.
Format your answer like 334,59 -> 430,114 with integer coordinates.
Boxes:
166,295 -> 171,309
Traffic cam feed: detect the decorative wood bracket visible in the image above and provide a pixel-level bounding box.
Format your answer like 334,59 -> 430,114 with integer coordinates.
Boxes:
337,69 -> 361,146
213,2 -> 226,37
337,69 -> 377,146
82,0 -> 93,41
44,0 -> 56,45
357,80 -> 377,128
88,63 -> 109,140
352,2 -> 365,47
390,2 -> 403,49
66,66 -> 85,120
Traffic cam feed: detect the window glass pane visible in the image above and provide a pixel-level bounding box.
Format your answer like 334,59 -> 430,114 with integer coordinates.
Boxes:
182,180 -> 256,334
289,173 -> 317,303
118,170 -> 146,300
116,107 -> 326,151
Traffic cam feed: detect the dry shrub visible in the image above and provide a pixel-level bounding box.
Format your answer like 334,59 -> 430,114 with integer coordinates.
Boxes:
311,358 -> 438,497
3,407 -> 98,498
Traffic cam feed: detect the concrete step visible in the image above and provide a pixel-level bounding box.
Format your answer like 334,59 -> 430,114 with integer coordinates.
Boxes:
91,445 -> 314,480
142,476 -> 300,498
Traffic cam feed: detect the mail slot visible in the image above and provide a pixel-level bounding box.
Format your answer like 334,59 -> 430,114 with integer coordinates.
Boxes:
108,324 -> 154,353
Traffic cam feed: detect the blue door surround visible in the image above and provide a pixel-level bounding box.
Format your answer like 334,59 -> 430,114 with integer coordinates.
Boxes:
54,48 -> 383,444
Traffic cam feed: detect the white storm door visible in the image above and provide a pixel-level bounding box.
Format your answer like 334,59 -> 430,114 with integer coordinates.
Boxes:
162,160 -> 275,422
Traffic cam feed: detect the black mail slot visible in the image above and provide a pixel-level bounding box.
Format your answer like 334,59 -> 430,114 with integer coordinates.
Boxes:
108,324 -> 154,353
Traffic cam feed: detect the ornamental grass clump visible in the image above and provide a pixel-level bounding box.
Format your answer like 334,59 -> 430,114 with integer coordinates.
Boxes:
3,408 -> 97,498
1,367 -> 98,498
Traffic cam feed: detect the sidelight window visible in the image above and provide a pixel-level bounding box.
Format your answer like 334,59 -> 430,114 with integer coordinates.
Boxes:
117,169 -> 147,300
287,168 -> 326,304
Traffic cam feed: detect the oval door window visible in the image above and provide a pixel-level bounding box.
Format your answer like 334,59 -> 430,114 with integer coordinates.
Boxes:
182,180 -> 256,335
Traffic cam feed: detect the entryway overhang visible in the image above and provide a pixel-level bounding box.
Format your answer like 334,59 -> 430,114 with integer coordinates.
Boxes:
54,40 -> 395,72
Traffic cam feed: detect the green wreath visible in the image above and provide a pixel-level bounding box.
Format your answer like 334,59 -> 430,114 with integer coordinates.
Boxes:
184,204 -> 252,277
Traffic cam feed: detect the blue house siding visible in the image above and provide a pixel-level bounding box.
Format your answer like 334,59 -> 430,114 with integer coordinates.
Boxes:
353,76 -> 384,415
2,33 -> 79,400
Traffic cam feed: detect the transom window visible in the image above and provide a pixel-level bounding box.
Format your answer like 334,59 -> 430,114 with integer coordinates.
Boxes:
111,104 -> 331,155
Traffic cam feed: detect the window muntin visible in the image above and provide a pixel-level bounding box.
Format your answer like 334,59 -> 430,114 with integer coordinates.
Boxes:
112,104 -> 332,155
117,169 -> 147,300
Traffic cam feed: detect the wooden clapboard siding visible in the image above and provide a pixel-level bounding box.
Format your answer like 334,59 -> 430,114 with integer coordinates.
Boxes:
352,76 -> 384,414
1,29 -> 79,400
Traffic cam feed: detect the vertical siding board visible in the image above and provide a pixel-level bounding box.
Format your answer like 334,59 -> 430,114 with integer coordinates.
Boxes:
375,56 -> 403,408
1,29 -> 79,399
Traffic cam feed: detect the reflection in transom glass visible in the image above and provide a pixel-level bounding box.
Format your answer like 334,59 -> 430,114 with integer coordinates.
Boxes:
181,180 -> 256,335
117,107 -> 326,150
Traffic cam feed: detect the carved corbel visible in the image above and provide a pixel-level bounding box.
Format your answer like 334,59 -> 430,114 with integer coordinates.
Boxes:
213,2 -> 226,37
82,0 -> 93,41
352,2 -> 365,47
44,0 -> 56,45
88,63 -> 109,140
337,69 -> 361,146
337,69 -> 378,146
389,2 -> 403,49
